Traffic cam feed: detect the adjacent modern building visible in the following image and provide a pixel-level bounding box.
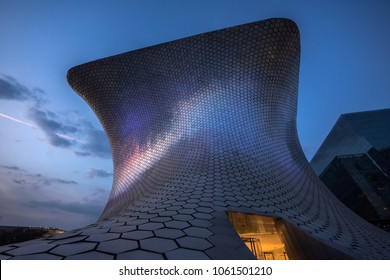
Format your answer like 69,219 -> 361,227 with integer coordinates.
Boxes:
1,18 -> 390,260
311,109 -> 390,228
311,109 -> 390,176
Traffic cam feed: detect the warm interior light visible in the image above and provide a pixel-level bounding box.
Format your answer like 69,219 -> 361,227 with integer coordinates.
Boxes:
227,212 -> 289,260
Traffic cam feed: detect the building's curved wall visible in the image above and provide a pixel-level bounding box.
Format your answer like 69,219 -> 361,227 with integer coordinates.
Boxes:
1,18 -> 390,260
68,17 -> 302,221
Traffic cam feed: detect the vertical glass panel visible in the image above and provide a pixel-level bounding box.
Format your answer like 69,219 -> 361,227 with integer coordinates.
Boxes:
227,212 -> 289,260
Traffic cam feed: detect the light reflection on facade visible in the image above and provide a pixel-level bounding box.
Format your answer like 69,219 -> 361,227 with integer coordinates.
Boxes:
1,18 -> 390,260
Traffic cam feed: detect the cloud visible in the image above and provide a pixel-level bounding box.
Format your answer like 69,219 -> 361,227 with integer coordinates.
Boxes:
87,168 -> 113,179
0,166 -> 108,229
74,151 -> 90,157
0,74 -> 110,159
75,121 -> 111,159
27,199 -> 102,217
91,187 -> 108,197
27,173 -> 78,186
28,107 -> 78,148
83,128 -> 111,158
0,165 -> 24,171
0,73 -> 46,105
0,165 -> 78,187
13,179 -> 27,185
0,74 -> 29,100
27,108 -> 111,158
27,107 -> 111,158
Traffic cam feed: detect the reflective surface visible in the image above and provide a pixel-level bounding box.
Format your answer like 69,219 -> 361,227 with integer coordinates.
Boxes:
311,109 -> 390,175
1,18 -> 390,260
228,212 -> 288,260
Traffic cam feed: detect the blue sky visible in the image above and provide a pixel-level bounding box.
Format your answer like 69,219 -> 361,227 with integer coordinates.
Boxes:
1,0 -> 389,230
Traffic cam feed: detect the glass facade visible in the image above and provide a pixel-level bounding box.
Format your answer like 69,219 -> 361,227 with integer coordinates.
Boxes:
320,154 -> 390,220
227,212 -> 289,260
227,212 -> 354,260
311,109 -> 390,175
311,109 -> 390,230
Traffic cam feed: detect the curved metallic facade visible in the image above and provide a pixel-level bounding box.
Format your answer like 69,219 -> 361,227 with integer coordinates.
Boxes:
1,18 -> 390,260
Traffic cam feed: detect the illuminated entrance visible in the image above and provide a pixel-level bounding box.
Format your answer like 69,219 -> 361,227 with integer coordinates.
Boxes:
227,212 -> 289,260
227,211 -> 353,260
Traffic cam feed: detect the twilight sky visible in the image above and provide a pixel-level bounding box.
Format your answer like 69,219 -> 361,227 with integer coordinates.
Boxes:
1,0 -> 389,230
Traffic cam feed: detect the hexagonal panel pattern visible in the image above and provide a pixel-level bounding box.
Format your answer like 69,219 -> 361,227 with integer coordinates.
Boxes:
140,238 -> 178,253
97,239 -> 138,254
1,18 -> 390,260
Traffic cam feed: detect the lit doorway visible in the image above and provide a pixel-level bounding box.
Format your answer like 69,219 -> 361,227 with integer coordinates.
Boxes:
227,212 -> 289,260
